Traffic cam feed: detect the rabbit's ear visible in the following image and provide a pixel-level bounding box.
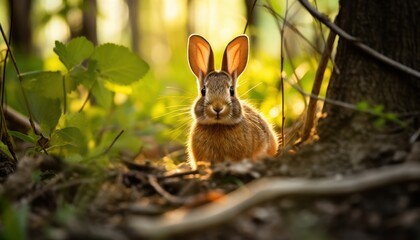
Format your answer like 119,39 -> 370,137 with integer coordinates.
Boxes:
221,35 -> 248,84
188,35 -> 215,84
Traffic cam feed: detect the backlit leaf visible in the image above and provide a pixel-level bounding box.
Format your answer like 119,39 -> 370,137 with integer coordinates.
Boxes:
50,127 -> 88,155
54,37 -> 94,70
91,43 -> 149,85
21,71 -> 63,99
27,94 -> 61,136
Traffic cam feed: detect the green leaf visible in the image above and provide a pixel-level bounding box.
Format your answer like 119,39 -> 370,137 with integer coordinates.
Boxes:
21,71 -> 64,99
27,94 -> 61,136
372,105 -> 385,115
8,130 -> 36,144
91,81 -> 113,109
54,37 -> 94,70
356,101 -> 370,112
69,61 -> 98,89
0,143 -> 14,160
384,112 -> 397,121
91,43 -> 149,85
374,118 -> 386,128
50,127 -> 88,155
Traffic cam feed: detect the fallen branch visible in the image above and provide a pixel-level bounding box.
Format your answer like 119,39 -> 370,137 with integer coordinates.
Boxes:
127,162 -> 420,238
3,105 -> 41,133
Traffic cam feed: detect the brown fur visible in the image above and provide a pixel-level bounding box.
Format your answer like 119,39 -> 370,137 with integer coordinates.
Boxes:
187,35 -> 278,168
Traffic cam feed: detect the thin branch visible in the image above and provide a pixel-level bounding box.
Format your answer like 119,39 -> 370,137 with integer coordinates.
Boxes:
279,0 -> 288,148
286,77 -> 357,111
102,130 -> 124,156
243,0 -> 258,34
262,4 -> 322,55
127,162 -> 420,238
264,1 -> 287,148
0,24 -> 40,136
79,90 -> 92,112
1,1 -> 12,106
302,21 -> 337,142
148,175 -> 184,205
298,0 -> 420,79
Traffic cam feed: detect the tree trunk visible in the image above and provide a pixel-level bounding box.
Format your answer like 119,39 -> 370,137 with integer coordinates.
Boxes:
273,0 -> 420,177
8,0 -> 33,53
126,0 -> 140,54
82,0 -> 98,45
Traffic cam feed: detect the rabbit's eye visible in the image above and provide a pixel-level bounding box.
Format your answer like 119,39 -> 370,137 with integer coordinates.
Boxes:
201,87 -> 206,96
229,86 -> 235,96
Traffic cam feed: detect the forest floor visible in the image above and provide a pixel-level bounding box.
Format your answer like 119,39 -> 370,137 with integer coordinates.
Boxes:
1,138 -> 420,240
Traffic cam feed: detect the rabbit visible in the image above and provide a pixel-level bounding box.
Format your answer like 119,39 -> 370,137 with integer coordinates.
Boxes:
187,34 -> 278,169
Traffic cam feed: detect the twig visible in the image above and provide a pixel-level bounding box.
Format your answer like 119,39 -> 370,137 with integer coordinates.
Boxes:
82,130 -> 124,162
286,77 -> 356,111
301,22 -> 337,142
262,4 -> 321,55
148,175 -> 184,205
79,89 -> 92,112
243,0 -> 257,34
102,130 -> 124,156
298,0 -> 420,79
286,77 -> 415,120
159,170 -> 199,180
0,24 -> 40,135
127,162 -> 420,238
1,1 -> 12,105
279,0 -> 289,148
0,18 -> 17,162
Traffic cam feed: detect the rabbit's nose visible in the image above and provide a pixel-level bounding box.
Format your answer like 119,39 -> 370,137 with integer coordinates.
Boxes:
212,106 -> 224,114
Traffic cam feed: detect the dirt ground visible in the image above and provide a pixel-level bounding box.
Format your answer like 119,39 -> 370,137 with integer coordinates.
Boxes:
1,139 -> 420,240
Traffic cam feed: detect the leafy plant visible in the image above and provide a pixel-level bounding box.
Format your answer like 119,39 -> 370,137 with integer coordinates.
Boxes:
356,101 -> 404,128
14,37 -> 149,161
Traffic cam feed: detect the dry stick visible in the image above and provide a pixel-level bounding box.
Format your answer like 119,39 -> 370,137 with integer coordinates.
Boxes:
159,170 -> 199,180
148,175 -> 184,205
298,0 -> 420,79
301,26 -> 337,142
127,162 -> 420,238
279,0 -> 289,148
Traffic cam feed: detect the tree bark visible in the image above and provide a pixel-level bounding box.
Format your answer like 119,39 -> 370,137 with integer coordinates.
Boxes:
126,0 -> 140,54
82,0 -> 98,45
272,0 -> 420,177
320,0 -> 420,133
8,0 -> 33,53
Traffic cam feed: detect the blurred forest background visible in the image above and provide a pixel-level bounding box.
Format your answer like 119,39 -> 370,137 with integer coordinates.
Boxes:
1,0 -> 337,163
3,1 -> 420,239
